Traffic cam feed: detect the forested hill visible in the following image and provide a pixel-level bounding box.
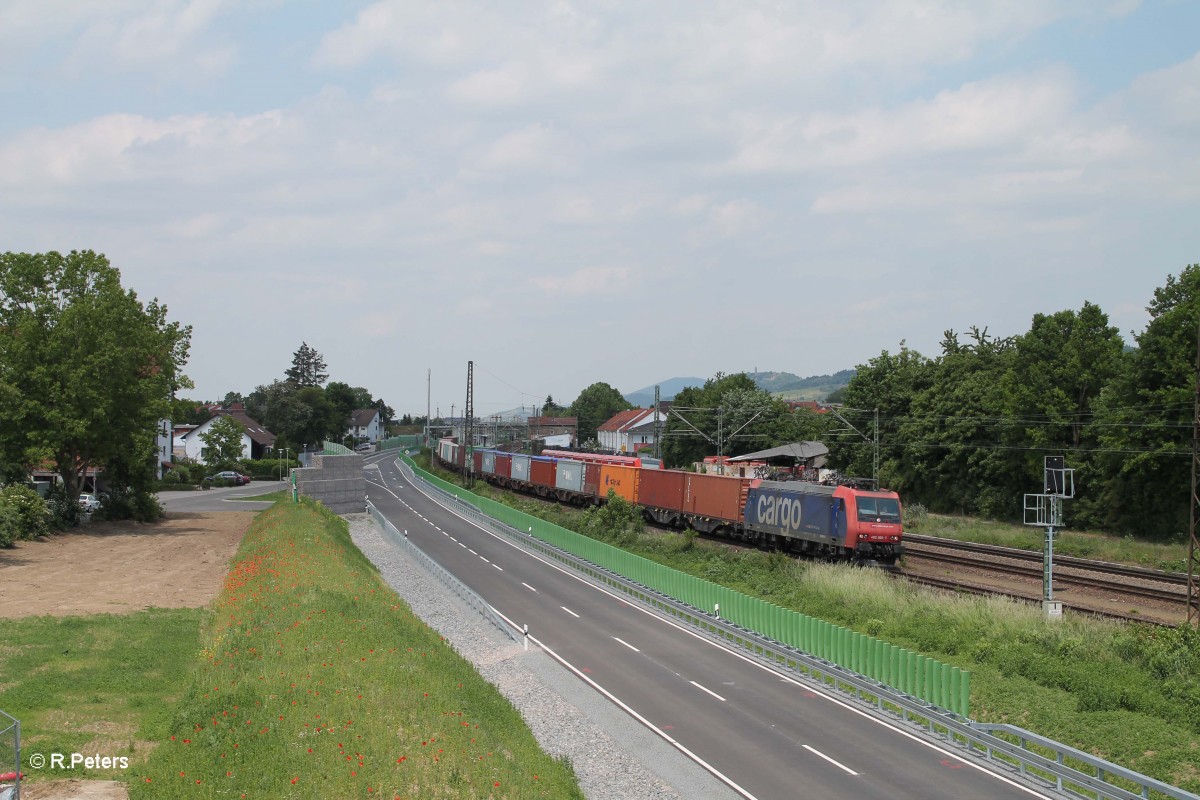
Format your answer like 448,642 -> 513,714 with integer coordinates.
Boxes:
750,369 -> 856,395
624,369 -> 855,406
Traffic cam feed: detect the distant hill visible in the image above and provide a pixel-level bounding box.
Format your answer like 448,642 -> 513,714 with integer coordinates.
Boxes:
623,377 -> 706,407
750,369 -> 856,397
624,370 -> 854,407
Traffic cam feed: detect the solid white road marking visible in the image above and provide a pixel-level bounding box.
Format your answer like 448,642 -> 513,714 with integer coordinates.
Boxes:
803,744 -> 859,776
561,606 -> 580,618
690,681 -> 727,702
614,637 -> 640,653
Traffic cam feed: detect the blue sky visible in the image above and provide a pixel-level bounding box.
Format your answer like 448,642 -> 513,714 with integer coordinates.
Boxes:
2,1 -> 1197,417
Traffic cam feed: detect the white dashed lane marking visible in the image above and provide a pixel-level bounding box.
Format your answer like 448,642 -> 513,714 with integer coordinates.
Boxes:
690,681 -> 726,702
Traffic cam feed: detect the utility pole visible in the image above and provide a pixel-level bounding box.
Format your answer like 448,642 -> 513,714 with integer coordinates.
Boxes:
827,406 -> 880,488
464,360 -> 475,487
1024,456 -> 1074,621
653,385 -> 662,460
425,368 -> 431,449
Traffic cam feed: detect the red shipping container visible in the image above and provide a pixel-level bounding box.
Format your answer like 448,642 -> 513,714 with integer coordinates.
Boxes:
473,451 -> 483,473
639,468 -> 687,513
495,453 -> 512,479
530,457 -> 557,490
683,473 -> 751,523
582,463 -> 601,499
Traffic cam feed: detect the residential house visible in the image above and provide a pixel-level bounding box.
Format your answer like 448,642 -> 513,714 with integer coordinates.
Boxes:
596,408 -> 666,454
347,408 -> 382,444
181,406 -> 276,464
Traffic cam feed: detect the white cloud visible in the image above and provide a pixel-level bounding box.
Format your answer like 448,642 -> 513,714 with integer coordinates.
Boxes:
0,110 -> 290,187
709,199 -> 770,237
531,266 -> 631,296
475,123 -> 571,172
729,70 -> 1078,172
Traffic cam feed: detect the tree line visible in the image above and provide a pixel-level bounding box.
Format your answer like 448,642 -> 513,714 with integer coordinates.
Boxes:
834,268 -> 1200,541
651,266 -> 1200,541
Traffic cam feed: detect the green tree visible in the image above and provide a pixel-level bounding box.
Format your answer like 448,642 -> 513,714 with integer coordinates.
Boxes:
1090,265 -> 1200,539
168,397 -> 212,425
285,341 -> 328,387
829,342 -> 932,490
569,383 -> 632,443
542,394 -> 568,416
660,373 -> 785,467
325,381 -> 360,424
199,415 -> 246,469
0,250 -> 191,506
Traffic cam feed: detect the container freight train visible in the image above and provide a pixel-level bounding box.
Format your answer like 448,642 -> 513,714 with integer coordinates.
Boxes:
434,439 -> 903,564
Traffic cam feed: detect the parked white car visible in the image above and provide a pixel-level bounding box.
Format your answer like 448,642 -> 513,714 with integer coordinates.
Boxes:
78,493 -> 101,513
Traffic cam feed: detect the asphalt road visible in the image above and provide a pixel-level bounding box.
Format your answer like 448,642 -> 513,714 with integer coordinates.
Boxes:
362,452 -> 1051,800
157,481 -> 283,513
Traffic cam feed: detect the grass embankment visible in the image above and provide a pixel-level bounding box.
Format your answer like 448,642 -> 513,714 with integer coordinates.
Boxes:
417,456 -> 1200,792
130,497 -> 581,799
905,509 -> 1188,572
0,609 -> 203,779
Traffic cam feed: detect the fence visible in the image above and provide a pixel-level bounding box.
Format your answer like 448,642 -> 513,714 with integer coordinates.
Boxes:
0,709 -> 18,800
391,452 -> 1200,800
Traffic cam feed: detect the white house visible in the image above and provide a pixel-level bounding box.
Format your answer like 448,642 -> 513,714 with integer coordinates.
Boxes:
596,408 -> 667,454
347,408 -> 382,443
181,408 -> 276,464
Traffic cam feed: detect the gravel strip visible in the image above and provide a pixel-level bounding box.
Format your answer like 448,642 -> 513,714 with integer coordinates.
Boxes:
347,513 -> 739,800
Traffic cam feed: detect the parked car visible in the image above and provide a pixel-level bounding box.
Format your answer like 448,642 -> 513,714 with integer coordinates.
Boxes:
78,493 -> 101,513
205,471 -> 250,486
355,442 -> 374,453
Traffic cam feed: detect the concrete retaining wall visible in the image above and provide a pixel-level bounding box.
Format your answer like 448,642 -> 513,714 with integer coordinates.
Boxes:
293,453 -> 365,514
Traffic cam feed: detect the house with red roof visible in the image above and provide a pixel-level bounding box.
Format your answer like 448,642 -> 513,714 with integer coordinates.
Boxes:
596,408 -> 666,454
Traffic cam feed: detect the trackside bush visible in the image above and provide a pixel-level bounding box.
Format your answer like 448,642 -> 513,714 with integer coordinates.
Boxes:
0,484 -> 49,540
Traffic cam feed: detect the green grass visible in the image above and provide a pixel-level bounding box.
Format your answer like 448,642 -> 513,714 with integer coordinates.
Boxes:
418,455 -> 1200,793
0,608 -> 204,780
129,497 -> 582,799
906,509 -> 1189,571
226,490 -> 291,503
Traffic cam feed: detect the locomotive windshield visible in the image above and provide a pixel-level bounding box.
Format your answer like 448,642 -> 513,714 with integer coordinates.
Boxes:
857,496 -> 901,523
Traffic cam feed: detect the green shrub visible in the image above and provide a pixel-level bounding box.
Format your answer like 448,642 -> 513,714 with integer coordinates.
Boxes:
95,490 -> 163,522
0,503 -> 19,547
0,484 -> 49,540
43,483 -> 80,529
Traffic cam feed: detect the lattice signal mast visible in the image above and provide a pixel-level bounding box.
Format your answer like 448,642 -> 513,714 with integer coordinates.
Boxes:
1024,456 -> 1074,621
464,360 -> 474,488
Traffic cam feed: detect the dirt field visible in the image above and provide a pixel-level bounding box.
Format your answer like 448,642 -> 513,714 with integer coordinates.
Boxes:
0,511 -> 253,618
0,512 -> 253,799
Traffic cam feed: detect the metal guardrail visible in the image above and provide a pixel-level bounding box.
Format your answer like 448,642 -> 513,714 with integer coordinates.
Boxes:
365,502 -> 523,646
0,709 -> 19,800
390,458 -> 1199,800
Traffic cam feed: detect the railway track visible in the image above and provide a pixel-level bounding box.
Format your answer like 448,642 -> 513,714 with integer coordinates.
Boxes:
901,534 -> 1188,620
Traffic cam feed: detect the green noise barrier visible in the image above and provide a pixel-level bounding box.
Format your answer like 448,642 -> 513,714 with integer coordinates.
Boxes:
399,454 -> 970,718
